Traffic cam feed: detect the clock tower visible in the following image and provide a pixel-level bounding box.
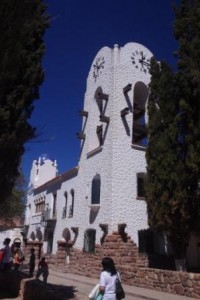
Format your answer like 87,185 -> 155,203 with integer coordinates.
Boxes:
77,42 -> 153,244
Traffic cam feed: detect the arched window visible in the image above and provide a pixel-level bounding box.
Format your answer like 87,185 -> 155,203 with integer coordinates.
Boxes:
95,87 -> 103,148
91,174 -> 101,205
95,88 -> 103,114
132,82 -> 149,146
83,228 -> 96,253
52,193 -> 57,218
62,192 -> 67,218
88,87 -> 109,152
69,189 -> 74,218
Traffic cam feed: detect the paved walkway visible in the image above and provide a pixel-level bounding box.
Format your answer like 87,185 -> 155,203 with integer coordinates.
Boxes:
48,268 -> 197,300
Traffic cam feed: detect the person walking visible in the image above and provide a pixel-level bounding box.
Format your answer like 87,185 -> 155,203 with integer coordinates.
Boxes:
36,257 -> 49,283
29,248 -> 35,277
1,238 -> 12,272
13,248 -> 21,270
0,248 -> 4,270
98,257 -> 119,300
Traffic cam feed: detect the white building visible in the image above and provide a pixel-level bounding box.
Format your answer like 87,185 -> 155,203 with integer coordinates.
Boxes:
24,42 -> 200,271
0,226 -> 23,249
25,42 -> 152,255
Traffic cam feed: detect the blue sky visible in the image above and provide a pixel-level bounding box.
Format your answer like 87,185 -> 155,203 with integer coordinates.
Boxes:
22,0 -> 178,184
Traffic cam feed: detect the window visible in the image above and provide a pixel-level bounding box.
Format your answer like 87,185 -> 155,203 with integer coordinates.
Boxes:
91,174 -> 101,205
69,189 -> 74,218
96,125 -> 103,146
52,193 -> 57,218
88,87 -> 109,152
83,228 -> 96,253
62,192 -> 67,218
137,173 -> 145,199
132,82 -> 148,147
35,199 -> 45,214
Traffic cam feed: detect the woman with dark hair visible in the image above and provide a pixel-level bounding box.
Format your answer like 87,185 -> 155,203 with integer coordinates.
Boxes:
99,257 -> 119,300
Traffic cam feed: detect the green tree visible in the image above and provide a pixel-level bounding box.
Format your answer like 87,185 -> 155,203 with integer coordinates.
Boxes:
146,0 -> 200,266
0,0 -> 49,203
0,167 -> 26,219
174,0 -> 200,198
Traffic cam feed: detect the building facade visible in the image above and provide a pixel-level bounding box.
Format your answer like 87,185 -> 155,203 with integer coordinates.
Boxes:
0,217 -> 24,249
24,42 -> 200,270
25,42 -> 152,256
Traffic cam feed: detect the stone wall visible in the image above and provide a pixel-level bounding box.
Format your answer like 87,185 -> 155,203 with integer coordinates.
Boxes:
50,231 -> 200,299
121,266 -> 200,299
55,230 -> 148,277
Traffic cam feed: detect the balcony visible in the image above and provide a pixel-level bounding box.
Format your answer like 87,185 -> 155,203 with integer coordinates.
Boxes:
40,208 -> 57,228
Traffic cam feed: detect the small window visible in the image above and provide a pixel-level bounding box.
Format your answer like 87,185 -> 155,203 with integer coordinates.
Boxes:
52,193 -> 57,218
35,200 -> 45,214
96,125 -> 103,146
62,192 -> 67,218
132,82 -> 148,147
91,174 -> 101,205
137,173 -> 145,199
83,228 -> 96,253
69,189 -> 74,218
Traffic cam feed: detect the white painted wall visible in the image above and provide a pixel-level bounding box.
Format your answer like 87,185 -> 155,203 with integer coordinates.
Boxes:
0,228 -> 23,249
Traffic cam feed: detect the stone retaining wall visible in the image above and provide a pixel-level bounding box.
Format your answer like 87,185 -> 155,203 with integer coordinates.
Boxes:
1,265 -> 200,299
120,266 -> 200,299
19,277 -> 76,300
55,230 -> 148,278
0,271 -> 76,300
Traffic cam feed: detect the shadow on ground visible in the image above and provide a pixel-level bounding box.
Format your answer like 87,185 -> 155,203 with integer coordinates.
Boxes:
0,275 -> 77,300
37,282 -> 77,299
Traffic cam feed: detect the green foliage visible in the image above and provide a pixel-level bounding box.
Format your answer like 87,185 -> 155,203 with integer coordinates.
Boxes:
0,168 -> 26,218
174,0 -> 200,176
146,0 -> 200,257
0,0 -> 49,202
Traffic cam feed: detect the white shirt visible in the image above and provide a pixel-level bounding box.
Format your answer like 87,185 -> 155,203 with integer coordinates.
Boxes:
100,271 -> 117,300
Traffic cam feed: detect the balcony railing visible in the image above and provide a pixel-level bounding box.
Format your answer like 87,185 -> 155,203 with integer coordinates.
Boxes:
40,208 -> 57,227
41,208 -> 51,222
